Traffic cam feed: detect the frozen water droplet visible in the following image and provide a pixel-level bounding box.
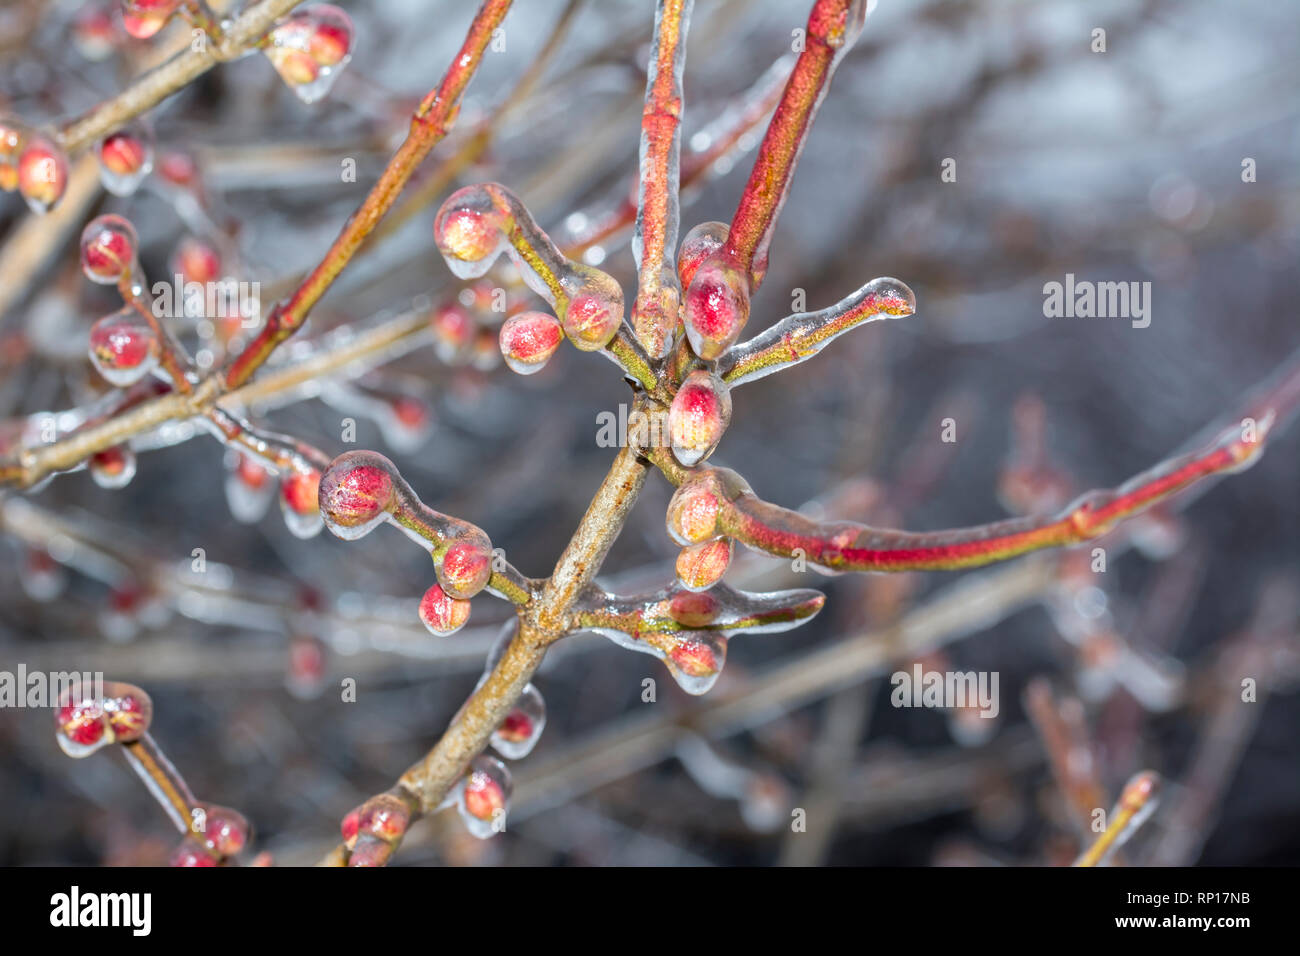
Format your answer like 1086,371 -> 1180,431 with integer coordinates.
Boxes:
280,468 -> 324,539
90,445 -> 137,489
121,0 -> 182,39
491,683 -> 546,760
88,307 -> 159,387
19,547 -> 67,602
224,455 -> 275,524
418,583 -> 471,636
80,214 -> 139,285
286,635 -> 328,699
318,451 -> 397,540
54,692 -> 110,757
264,5 -> 354,104
96,122 -> 154,196
457,755 -> 512,839
669,370 -> 732,467
666,632 -> 727,695
16,134 -> 69,214
281,498 -> 324,539
379,396 -> 433,452
499,310 -> 562,375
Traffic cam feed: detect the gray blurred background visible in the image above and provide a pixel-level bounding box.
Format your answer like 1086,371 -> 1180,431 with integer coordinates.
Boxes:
0,0 -> 1297,865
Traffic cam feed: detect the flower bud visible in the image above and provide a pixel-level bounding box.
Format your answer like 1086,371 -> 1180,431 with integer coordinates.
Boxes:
490,683 -> 546,760
675,536 -> 733,592
668,369 -> 732,466
438,533 -> 493,599
121,0 -> 182,40
683,257 -> 749,360
96,124 -> 153,195
676,221 -> 728,289
499,310 -> 562,375
666,632 -> 727,695
666,475 -> 722,544
264,6 -> 354,103
418,583 -> 472,636
319,451 -> 397,539
80,214 -> 138,285
17,135 -> 69,213
88,308 -> 160,387
457,755 -> 512,839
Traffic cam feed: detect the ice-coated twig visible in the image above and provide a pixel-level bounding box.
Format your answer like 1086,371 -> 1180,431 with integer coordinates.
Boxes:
318,450 -> 534,608
717,276 -> 916,386
433,180 -> 656,388
677,0 -> 872,361
1073,770 -> 1161,867
223,0 -> 514,389
631,0 -> 693,360
662,359 -> 1300,572
53,679 -> 251,866
573,580 -> 824,695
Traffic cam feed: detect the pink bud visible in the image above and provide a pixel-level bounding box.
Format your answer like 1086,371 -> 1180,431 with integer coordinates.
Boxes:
121,0 -> 182,40
17,135 -> 69,213
499,310 -> 562,374
675,537 -> 733,592
434,186 -> 509,268
667,632 -> 727,695
438,534 -> 493,599
318,451 -> 398,539
88,308 -> 160,387
170,236 -> 222,285
561,275 -> 624,351
668,369 -> 732,466
418,582 -> 472,636
96,125 -> 153,195
80,214 -> 138,285
264,6 -> 354,103
683,257 -> 749,360
676,221 -> 728,290
666,475 -> 722,544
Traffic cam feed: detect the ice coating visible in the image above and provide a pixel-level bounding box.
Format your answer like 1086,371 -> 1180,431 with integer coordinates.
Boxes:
80,214 -> 139,285
668,368 -> 732,466
576,580 -> 824,695
88,307 -> 160,387
434,183 -> 625,351
16,134 -> 68,214
675,535 -> 734,591
682,253 -> 750,360
718,276 -> 915,386
631,0 -> 693,359
318,450 -> 399,540
121,0 -> 182,39
224,452 -> 276,524
90,445 -> 137,490
96,122 -> 154,196
666,414 -> 1271,573
280,466 -> 324,539
55,680 -> 153,758
491,682 -> 546,760
457,754 -> 512,839
319,450 -> 514,603
264,5 -> 355,104
499,310 -> 562,375
676,220 -> 728,290
418,582 -> 472,636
